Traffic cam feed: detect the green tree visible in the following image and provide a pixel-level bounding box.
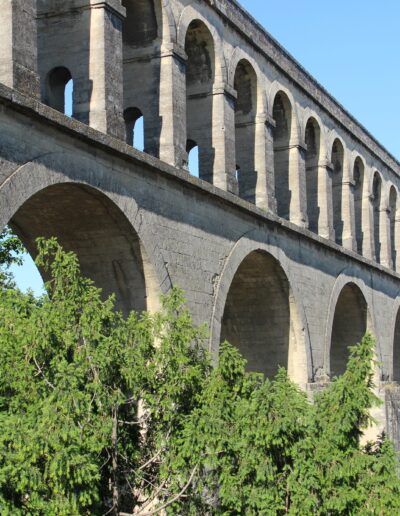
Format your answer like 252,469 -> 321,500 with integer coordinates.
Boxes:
0,237 -> 399,515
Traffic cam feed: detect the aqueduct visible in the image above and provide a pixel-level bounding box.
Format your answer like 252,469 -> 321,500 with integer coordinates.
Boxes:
1,0 -> 400,444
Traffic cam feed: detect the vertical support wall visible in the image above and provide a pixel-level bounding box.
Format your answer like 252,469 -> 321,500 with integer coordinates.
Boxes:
0,0 -> 40,97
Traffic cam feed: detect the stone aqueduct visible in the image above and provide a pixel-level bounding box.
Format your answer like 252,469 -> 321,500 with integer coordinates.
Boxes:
1,0 -> 400,439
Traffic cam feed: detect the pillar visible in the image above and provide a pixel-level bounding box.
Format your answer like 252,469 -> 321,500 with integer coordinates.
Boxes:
288,140 -> 308,228
379,206 -> 391,268
254,113 -> 276,213
0,0 -> 40,97
341,163 -> 356,251
317,160 -> 334,240
89,0 -> 125,138
212,82 -> 238,194
158,43 -> 187,168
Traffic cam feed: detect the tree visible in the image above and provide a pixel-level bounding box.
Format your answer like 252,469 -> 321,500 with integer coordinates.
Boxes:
0,237 -> 399,515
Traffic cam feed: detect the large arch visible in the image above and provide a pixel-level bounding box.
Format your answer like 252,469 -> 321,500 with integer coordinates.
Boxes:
211,238 -> 310,384
184,19 -> 215,184
304,117 -> 321,233
0,155 -> 167,316
328,281 -> 369,378
234,59 -> 258,203
331,138 -> 344,245
272,91 -> 294,220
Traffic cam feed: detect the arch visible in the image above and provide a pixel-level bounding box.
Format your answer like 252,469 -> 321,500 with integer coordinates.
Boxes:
211,237 -> 310,385
122,0 -> 162,47
0,155 -> 169,316
184,19 -> 215,184
389,185 -> 397,269
44,66 -> 73,114
328,281 -> 369,377
353,156 -> 365,254
124,107 -> 144,148
272,90 -> 294,220
372,171 -> 382,262
304,117 -> 321,233
234,59 -> 258,203
330,138 -> 345,245
177,7 -> 225,83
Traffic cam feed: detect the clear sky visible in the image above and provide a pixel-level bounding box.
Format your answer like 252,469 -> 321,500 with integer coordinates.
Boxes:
9,1 -> 400,293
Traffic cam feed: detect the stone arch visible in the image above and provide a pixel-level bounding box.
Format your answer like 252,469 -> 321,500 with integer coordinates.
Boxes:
304,116 -> 322,233
372,171 -> 383,262
271,90 -> 297,220
330,137 -> 345,245
233,59 -> 258,203
184,18 -> 216,184
177,7 -> 225,83
210,237 -> 310,385
326,276 -> 372,378
0,155 -> 169,315
43,66 -> 73,114
353,155 -> 365,255
122,0 -> 163,47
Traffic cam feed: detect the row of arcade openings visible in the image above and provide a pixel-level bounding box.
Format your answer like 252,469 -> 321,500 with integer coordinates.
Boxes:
59,77 -> 200,177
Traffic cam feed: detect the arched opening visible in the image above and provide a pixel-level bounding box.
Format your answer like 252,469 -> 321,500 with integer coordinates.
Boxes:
234,60 -> 258,203
393,309 -> 400,381
331,139 -> 344,245
9,184 -> 158,315
45,67 -> 73,115
389,186 -> 397,269
186,139 -> 199,177
220,250 -> 300,378
372,172 -> 382,262
122,0 -> 162,157
273,92 -> 293,220
353,157 -> 365,254
330,283 -> 368,377
305,118 -> 321,233
185,20 -> 215,184
124,108 -> 144,151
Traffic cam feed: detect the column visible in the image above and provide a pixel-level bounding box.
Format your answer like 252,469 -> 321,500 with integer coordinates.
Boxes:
379,205 -> 391,268
317,159 -> 334,240
0,0 -> 40,97
212,82 -> 238,195
288,140 -> 308,228
341,164 -> 356,251
254,113 -> 276,213
88,0 -> 125,139
158,43 -> 187,169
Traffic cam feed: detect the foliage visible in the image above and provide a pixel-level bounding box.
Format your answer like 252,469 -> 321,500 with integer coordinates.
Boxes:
0,238 -> 399,515
0,226 -> 25,286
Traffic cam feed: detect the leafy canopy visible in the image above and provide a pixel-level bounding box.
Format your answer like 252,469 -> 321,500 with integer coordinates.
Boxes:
0,236 -> 398,515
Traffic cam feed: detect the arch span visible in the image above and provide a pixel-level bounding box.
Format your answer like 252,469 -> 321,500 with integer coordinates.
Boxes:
0,155 -> 168,316
327,280 -> 370,378
211,238 -> 310,384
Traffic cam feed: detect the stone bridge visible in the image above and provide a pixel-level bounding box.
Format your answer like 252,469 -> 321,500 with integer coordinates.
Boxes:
1,0 -> 400,441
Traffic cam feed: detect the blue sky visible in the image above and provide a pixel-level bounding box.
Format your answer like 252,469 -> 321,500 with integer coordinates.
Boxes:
9,1 -> 400,293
